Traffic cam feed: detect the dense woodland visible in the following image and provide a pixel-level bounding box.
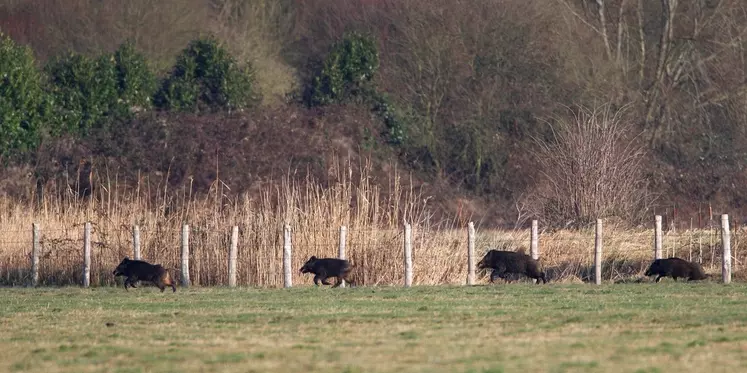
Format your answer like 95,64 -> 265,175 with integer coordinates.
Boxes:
1,0 -> 746,228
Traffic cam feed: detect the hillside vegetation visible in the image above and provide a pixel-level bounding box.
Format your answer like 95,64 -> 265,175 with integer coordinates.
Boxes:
1,0 -> 746,228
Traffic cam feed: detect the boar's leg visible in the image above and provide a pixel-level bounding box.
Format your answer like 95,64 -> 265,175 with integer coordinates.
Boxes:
489,263 -> 508,283
655,274 -> 664,283
314,273 -> 332,286
125,276 -> 138,288
123,277 -> 132,290
489,270 -> 499,283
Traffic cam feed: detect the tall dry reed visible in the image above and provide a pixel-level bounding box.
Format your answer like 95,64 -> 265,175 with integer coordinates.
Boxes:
0,158 -> 743,286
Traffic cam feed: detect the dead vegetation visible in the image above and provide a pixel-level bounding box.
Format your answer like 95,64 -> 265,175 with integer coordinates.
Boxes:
2,0 -> 747,247
0,159 -> 741,287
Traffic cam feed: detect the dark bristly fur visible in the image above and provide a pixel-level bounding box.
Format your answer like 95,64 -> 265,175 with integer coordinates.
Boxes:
644,257 -> 707,282
113,257 -> 177,292
477,249 -> 547,284
299,256 -> 356,287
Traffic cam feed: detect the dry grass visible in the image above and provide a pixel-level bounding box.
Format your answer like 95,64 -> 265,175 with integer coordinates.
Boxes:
0,159 -> 744,287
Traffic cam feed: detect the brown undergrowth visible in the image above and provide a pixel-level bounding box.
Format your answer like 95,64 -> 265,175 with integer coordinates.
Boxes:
0,160 -> 743,287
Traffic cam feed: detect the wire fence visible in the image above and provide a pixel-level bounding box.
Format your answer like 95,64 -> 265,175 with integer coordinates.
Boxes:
0,214 -> 741,288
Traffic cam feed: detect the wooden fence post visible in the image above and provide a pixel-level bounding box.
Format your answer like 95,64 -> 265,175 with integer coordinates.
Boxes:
689,218 -> 693,262
655,215 -> 663,260
31,223 -> 40,287
734,219 -> 739,272
594,219 -> 603,285
530,220 -> 539,260
339,226 -> 347,288
467,222 -> 475,285
404,223 -> 413,287
283,223 -> 292,288
83,222 -> 91,288
228,225 -> 239,288
132,225 -> 141,260
722,214 -> 732,284
180,224 -> 190,287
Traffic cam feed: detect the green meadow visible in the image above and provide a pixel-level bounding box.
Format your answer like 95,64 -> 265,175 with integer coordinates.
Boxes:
1,283 -> 747,373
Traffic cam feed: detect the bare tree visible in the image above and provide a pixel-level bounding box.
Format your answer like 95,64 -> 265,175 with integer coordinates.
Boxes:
531,103 -> 651,228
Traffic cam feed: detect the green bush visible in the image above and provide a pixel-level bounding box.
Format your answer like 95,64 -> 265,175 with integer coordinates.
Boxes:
45,52 -> 118,136
370,91 -> 409,145
113,41 -> 157,111
0,32 -> 49,159
154,37 -> 260,112
307,31 -> 379,107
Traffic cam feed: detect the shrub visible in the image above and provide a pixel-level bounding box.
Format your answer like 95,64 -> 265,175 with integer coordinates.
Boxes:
530,103 -> 651,228
154,37 -> 260,112
370,91 -> 409,145
0,32 -> 49,159
307,31 -> 379,107
113,41 -> 157,112
45,52 -> 118,136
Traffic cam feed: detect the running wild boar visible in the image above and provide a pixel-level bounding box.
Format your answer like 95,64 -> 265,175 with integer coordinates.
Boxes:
113,257 -> 177,292
644,257 -> 707,282
477,249 -> 547,284
299,256 -> 356,287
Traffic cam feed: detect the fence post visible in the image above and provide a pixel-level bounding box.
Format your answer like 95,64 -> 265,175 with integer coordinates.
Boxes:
655,215 -> 663,260
180,224 -> 190,287
228,225 -> 239,288
404,223 -> 413,287
467,222 -> 475,285
530,220 -> 539,260
338,226 -> 347,288
283,223 -> 292,288
31,223 -> 40,287
594,219 -> 603,285
83,222 -> 91,288
132,225 -> 141,260
689,218 -> 693,262
734,219 -> 739,272
722,214 -> 732,284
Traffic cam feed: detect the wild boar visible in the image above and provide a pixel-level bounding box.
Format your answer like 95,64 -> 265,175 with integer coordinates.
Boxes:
644,257 -> 707,282
113,257 -> 177,292
477,249 -> 547,284
299,256 -> 356,288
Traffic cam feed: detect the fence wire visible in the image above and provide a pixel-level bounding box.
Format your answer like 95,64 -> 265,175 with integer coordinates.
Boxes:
0,219 -> 741,287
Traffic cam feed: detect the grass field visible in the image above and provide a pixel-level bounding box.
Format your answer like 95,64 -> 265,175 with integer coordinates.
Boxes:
2,282 -> 747,373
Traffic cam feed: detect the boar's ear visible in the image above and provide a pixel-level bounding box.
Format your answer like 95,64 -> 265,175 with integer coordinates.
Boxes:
124,257 -> 130,261
309,256 -> 317,261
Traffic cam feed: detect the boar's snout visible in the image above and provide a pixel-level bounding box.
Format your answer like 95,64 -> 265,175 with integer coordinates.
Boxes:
113,257 -> 131,277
